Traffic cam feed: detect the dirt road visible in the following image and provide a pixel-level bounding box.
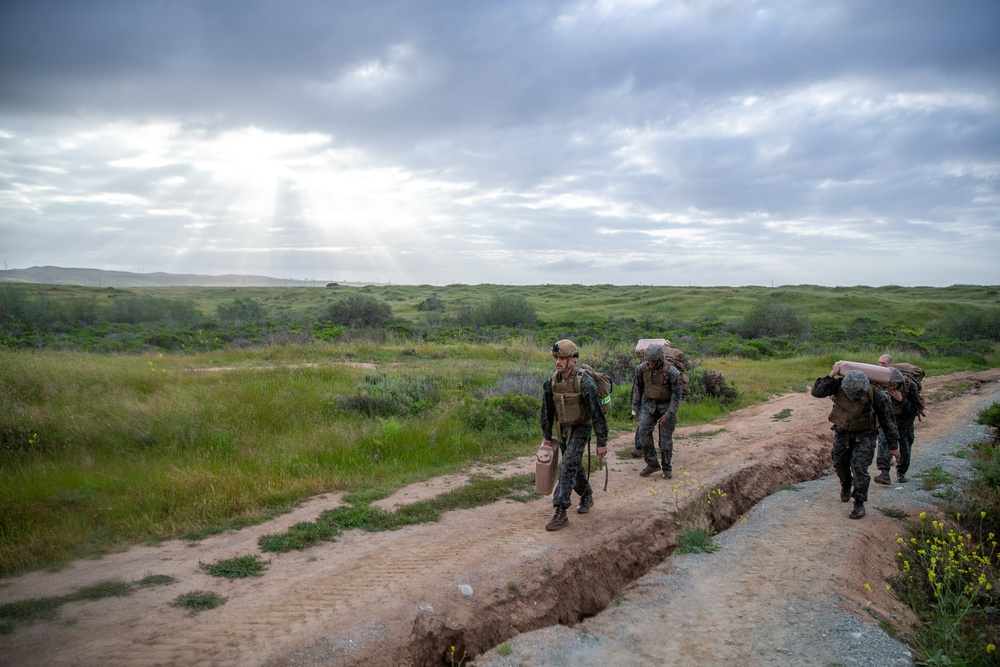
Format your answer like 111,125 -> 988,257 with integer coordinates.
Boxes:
2,370 -> 998,667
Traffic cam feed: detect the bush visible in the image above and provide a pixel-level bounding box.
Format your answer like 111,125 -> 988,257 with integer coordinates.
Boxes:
416,294 -> 445,312
340,373 -> 442,417
697,369 -> 738,404
736,299 -> 806,339
457,295 -> 536,327
109,296 -> 200,324
320,294 -> 392,329
217,297 -> 269,326
458,394 -> 540,435
944,309 -> 1000,342
976,402 -> 1000,431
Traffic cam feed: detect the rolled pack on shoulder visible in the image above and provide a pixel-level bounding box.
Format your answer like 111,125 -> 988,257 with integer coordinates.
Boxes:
832,360 -> 899,385
634,338 -> 670,358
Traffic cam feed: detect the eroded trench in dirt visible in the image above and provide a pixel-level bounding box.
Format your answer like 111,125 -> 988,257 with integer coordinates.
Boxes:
363,438 -> 834,667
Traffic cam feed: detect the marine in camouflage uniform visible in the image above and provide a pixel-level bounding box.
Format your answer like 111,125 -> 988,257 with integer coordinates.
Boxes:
811,369 -> 900,519
629,344 -> 683,479
540,339 -> 609,531
874,370 -> 922,485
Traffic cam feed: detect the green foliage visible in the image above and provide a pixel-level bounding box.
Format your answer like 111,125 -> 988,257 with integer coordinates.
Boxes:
217,297 -> 269,325
260,474 -> 536,554
170,591 -> 227,613
736,299 -> 806,339
0,574 -> 174,632
109,295 -> 201,324
893,512 -> 999,665
976,402 -> 1000,431
200,554 -> 270,579
457,295 -> 537,327
340,373 -> 443,416
940,308 -> 1000,342
458,394 -> 540,437
320,294 -> 392,329
675,527 -> 719,554
416,293 -> 445,312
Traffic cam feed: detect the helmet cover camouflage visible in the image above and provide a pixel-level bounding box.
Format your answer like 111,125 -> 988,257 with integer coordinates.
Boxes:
551,339 -> 579,358
841,370 -> 870,401
887,368 -> 904,386
643,343 -> 665,363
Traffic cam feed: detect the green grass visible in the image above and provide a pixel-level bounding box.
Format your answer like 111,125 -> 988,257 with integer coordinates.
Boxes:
169,591 -> 226,614
675,527 -> 719,554
200,554 -> 269,579
0,575 -> 176,633
920,466 -> 954,491
259,474 -> 536,553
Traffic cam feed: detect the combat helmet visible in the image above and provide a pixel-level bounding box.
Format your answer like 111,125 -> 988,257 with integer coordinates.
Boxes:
841,370 -> 870,401
643,343 -> 665,363
551,339 -> 579,358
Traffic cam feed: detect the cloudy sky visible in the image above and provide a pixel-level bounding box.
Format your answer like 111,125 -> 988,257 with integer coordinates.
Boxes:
1,0 -> 998,286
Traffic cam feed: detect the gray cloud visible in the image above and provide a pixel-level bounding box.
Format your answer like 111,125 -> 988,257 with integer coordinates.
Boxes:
1,0 -> 998,286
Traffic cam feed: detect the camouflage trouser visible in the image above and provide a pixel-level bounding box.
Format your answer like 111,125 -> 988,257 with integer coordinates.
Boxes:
635,398 -> 676,473
876,415 -> 915,477
832,427 -> 878,502
553,424 -> 593,509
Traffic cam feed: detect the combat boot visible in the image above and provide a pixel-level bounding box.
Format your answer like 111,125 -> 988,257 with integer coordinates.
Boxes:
545,505 -> 569,531
840,484 -> 852,502
873,471 -> 891,485
577,493 -> 594,514
897,473 -> 908,483
631,448 -> 644,458
639,463 -> 661,477
850,501 -> 866,519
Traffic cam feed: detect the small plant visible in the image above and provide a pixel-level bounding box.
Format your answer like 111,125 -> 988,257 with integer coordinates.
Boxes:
920,466 -> 954,491
506,581 -> 519,593
771,409 -> 793,421
449,644 -> 467,667
976,401 -> 1000,431
170,591 -> 226,614
200,554 -> 270,579
497,642 -> 513,656
877,507 -> 908,519
676,527 -> 719,554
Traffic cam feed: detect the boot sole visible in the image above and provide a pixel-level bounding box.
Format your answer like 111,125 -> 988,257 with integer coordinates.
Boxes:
545,522 -> 568,531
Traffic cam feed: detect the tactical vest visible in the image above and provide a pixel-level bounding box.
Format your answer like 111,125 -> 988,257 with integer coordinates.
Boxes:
829,385 -> 876,431
551,367 -> 591,427
642,362 -> 673,401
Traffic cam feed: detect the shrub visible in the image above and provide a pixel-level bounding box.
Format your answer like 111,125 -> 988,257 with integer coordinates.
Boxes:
459,394 -> 540,434
320,294 -> 392,329
736,299 -> 806,339
416,294 -> 445,312
108,296 -> 200,324
217,297 -> 269,326
976,402 -> 1000,431
697,369 -> 738,404
457,295 -> 537,327
340,373 -> 442,417
941,308 -> 1000,342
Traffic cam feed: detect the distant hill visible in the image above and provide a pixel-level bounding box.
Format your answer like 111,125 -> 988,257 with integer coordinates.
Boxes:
0,266 -> 346,288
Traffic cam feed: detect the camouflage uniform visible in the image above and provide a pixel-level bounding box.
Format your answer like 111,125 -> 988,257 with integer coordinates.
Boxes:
630,361 -> 683,474
541,368 -> 609,510
812,374 -> 899,503
876,378 -> 921,479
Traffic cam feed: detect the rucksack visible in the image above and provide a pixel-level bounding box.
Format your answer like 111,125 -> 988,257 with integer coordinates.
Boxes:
891,363 -> 926,418
634,341 -> 690,399
560,363 -> 613,415
664,347 -> 691,398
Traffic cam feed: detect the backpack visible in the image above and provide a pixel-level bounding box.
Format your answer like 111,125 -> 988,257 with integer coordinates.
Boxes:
633,339 -> 690,399
891,363 -> 926,418
663,347 -> 691,398
577,363 -> 614,414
